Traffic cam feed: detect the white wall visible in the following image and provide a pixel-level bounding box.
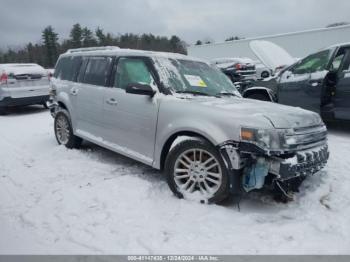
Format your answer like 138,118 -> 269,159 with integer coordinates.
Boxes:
188,25 -> 350,61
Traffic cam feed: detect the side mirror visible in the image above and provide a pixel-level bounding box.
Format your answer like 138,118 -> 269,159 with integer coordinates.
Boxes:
125,83 -> 156,96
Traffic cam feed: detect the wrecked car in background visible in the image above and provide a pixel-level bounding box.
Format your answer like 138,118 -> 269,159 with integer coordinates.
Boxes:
244,41 -> 350,122
49,47 -> 329,203
210,57 -> 257,92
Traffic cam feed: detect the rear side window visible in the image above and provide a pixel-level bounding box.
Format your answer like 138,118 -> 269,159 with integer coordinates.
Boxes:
54,56 -> 82,81
82,57 -> 113,86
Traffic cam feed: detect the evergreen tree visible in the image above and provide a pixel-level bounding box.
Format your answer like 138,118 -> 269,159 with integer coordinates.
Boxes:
70,23 -> 83,48
170,35 -> 186,54
42,26 -> 59,67
95,27 -> 106,46
195,40 -> 202,45
1,24 -> 188,67
82,27 -> 97,47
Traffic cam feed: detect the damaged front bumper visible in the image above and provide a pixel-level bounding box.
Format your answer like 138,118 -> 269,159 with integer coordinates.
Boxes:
270,144 -> 329,181
219,141 -> 329,194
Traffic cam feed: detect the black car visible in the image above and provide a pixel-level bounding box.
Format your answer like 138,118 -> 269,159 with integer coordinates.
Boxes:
210,58 -> 257,92
244,43 -> 350,122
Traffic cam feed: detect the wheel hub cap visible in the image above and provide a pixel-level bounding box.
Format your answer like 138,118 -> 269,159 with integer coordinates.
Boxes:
174,148 -> 222,200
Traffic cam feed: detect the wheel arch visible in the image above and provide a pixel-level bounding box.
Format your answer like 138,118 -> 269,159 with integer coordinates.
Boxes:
158,130 -> 214,171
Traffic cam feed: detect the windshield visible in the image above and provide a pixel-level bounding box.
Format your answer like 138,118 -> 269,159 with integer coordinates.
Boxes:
153,57 -> 241,97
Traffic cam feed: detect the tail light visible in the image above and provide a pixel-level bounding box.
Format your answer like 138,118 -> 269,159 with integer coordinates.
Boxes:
0,72 -> 8,85
235,63 -> 242,70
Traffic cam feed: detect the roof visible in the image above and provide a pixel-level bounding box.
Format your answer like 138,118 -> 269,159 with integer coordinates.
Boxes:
190,24 -> 350,48
61,46 -> 202,62
325,42 -> 350,49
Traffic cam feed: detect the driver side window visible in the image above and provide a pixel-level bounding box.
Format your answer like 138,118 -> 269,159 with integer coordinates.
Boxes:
292,50 -> 330,74
114,58 -> 154,90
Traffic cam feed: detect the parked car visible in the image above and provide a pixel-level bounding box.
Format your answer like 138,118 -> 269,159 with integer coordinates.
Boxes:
254,60 -> 273,79
210,57 -> 257,91
244,41 -> 350,122
49,46 -> 329,203
0,63 -> 50,114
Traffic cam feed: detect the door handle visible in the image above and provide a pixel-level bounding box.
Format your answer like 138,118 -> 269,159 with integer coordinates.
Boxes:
308,81 -> 322,87
106,98 -> 118,105
70,88 -> 79,96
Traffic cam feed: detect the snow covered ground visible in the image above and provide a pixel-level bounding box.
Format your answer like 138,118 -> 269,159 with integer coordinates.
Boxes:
0,106 -> 349,255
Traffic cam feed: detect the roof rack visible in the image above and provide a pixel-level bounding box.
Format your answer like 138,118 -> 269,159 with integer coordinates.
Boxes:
66,46 -> 120,54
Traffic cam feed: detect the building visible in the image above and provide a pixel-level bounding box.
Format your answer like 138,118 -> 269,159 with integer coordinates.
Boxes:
188,25 -> 350,60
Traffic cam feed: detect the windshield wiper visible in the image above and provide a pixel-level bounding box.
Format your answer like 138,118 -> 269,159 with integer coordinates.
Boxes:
176,90 -> 211,96
215,92 -> 239,98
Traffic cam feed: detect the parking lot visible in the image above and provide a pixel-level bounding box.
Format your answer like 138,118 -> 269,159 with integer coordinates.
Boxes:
0,106 -> 349,254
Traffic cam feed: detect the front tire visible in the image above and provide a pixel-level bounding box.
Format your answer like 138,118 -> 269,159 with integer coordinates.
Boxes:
165,139 -> 229,204
54,109 -> 82,149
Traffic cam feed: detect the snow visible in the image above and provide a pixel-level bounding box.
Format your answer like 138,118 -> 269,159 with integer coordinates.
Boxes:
0,64 -> 47,76
1,106 -> 350,254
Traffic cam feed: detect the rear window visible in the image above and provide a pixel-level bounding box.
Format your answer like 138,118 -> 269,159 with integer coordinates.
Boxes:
54,56 -> 82,81
82,57 -> 113,86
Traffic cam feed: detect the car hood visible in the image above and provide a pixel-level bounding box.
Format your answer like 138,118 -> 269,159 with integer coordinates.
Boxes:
189,96 -> 322,129
249,40 -> 295,71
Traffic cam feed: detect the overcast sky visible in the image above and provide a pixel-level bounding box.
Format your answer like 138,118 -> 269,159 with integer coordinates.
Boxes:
0,0 -> 349,48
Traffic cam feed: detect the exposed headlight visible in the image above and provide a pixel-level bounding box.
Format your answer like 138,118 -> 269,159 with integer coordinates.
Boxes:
240,127 -> 293,151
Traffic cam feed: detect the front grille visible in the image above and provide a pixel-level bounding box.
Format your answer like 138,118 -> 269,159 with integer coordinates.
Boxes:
286,125 -> 327,150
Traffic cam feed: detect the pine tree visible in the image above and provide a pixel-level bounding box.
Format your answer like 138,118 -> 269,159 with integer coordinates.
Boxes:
170,35 -> 186,54
95,27 -> 106,46
42,26 -> 59,67
70,23 -> 83,48
82,27 -> 97,47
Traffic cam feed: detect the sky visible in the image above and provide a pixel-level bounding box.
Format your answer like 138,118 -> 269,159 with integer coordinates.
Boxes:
0,0 -> 349,48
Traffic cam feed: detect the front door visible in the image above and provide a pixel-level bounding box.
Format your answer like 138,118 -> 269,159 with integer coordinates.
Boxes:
278,49 -> 332,113
333,49 -> 350,120
102,57 -> 159,165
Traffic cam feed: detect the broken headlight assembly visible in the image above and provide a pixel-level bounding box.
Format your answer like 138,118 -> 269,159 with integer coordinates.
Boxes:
240,127 -> 293,151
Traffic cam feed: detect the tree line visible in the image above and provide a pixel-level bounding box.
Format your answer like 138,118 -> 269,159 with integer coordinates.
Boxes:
0,24 -> 187,68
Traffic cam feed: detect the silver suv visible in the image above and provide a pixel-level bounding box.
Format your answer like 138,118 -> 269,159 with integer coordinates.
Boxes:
0,63 -> 50,114
49,46 -> 329,203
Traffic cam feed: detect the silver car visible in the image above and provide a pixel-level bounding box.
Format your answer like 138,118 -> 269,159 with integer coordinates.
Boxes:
49,46 -> 329,203
0,63 -> 50,114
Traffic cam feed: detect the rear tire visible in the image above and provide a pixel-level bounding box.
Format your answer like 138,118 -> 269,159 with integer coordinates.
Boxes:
54,109 -> 82,149
164,138 -> 230,204
247,92 -> 270,101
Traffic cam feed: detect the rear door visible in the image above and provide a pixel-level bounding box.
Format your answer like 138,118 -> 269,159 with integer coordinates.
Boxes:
4,64 -> 49,98
75,56 -> 113,136
333,48 -> 350,120
54,56 -> 83,120
278,49 -> 332,113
